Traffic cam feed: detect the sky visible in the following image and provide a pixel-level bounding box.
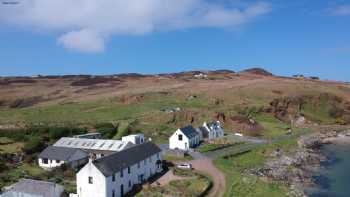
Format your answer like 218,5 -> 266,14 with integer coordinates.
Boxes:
0,0 -> 349,81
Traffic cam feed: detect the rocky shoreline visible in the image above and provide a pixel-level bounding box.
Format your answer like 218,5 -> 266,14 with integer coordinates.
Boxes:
252,129 -> 350,197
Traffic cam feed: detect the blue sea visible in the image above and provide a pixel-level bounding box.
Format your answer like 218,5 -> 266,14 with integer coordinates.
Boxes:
308,144 -> 350,197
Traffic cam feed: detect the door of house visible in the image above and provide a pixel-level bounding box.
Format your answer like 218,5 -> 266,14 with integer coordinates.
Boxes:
120,184 -> 124,197
185,142 -> 188,149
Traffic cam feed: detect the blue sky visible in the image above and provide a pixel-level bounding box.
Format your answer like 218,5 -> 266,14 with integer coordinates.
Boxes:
0,0 -> 349,81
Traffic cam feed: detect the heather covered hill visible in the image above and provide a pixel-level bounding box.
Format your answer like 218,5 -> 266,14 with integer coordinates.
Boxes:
0,69 -> 349,142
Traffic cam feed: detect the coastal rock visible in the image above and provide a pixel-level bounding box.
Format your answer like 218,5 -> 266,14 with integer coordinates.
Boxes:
298,135 -> 323,149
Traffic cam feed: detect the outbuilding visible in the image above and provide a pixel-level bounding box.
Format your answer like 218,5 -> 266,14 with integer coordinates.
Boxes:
38,146 -> 88,170
169,126 -> 200,151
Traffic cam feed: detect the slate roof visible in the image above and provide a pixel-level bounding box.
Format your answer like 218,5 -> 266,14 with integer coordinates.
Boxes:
196,126 -> 209,137
38,146 -> 88,162
197,126 -> 209,133
93,142 -> 161,177
2,179 -> 64,197
179,125 -> 199,139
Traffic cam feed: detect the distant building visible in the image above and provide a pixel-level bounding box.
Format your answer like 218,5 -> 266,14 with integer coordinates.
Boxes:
73,133 -> 102,139
74,142 -> 162,197
38,146 -> 88,170
1,179 -> 64,197
293,75 -> 305,79
121,134 -> 145,145
169,126 -> 200,151
201,121 -> 224,140
194,73 -> 208,79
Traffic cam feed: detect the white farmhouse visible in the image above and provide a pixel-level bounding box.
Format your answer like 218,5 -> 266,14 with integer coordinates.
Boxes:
169,126 -> 200,151
75,142 -> 162,197
201,121 -> 224,140
38,146 -> 88,169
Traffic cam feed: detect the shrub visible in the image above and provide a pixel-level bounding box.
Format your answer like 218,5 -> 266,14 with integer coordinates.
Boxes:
95,123 -> 117,139
328,106 -> 344,118
49,127 -> 70,140
0,162 -> 8,173
22,137 -> 46,155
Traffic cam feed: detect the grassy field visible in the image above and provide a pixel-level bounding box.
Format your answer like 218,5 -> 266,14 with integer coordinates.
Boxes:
0,137 -> 24,153
214,133 -> 303,197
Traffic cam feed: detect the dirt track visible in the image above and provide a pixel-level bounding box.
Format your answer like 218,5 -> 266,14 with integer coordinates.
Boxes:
188,158 -> 226,197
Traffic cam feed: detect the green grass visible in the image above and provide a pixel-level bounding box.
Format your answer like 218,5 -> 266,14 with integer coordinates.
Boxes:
255,114 -> 290,139
197,142 -> 241,153
214,136 -> 301,197
162,154 -> 193,162
137,170 -> 211,197
0,137 -> 24,153
0,92 -> 209,125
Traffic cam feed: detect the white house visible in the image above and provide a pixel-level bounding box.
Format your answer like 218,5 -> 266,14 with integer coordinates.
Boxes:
169,126 -> 200,151
38,146 -> 88,170
121,134 -> 145,145
75,142 -> 162,197
202,121 -> 224,140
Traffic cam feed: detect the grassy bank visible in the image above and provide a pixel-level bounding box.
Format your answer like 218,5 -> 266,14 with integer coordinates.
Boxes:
214,134 -> 302,197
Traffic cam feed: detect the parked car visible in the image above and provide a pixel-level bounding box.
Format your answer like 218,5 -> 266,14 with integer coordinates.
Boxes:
176,163 -> 192,170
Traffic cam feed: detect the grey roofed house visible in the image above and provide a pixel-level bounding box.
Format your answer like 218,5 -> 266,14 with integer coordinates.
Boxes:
179,125 -> 199,139
93,142 -> 162,177
1,179 -> 64,197
38,146 -> 88,162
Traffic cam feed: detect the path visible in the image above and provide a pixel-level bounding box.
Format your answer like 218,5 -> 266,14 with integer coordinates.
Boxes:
186,158 -> 226,197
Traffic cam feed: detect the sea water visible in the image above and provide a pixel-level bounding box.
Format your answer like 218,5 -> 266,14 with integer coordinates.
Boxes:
309,144 -> 350,197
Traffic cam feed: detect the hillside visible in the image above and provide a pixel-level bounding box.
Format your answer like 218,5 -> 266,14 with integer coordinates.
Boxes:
0,69 -> 349,142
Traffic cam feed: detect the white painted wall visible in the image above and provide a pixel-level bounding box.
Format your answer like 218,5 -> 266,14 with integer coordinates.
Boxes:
38,158 -> 88,170
77,161 -> 107,197
76,153 -> 162,197
38,158 -> 65,169
121,134 -> 145,145
169,129 -> 199,151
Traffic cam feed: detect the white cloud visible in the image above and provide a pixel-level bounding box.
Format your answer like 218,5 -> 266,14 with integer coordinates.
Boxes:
330,5 -> 350,16
58,29 -> 105,53
0,0 -> 271,53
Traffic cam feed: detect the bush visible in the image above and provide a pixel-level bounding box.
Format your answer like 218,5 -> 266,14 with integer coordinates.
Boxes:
0,162 -> 8,173
48,127 -> 86,140
22,137 -> 46,155
328,106 -> 344,118
0,129 -> 28,141
95,123 -> 117,139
